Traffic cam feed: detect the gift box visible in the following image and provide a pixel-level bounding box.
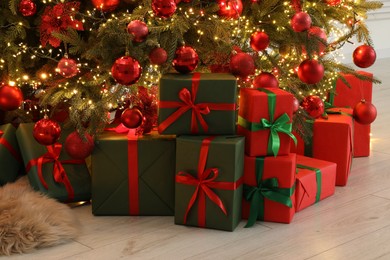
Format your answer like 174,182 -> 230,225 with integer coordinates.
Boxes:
237,88 -> 296,157
16,123 -> 91,202
175,136 -> 244,231
293,108 -> 353,186
242,153 -> 296,226
0,124 -> 24,185
295,155 -> 336,212
158,72 -> 237,135
92,131 -> 176,216
329,71 -> 373,157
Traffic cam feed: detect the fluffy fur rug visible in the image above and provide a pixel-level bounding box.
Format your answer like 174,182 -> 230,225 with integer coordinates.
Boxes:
0,177 -> 80,255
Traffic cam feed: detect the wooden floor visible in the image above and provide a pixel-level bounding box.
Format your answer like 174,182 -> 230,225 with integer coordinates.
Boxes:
9,58 -> 390,260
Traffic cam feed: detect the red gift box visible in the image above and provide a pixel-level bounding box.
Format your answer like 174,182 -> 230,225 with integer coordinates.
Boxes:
242,153 -> 296,226
238,88 -> 295,157
295,155 -> 336,212
330,71 -> 373,157
293,108 -> 353,186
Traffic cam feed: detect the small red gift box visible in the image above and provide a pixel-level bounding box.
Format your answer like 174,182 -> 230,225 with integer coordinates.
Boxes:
330,71 -> 373,157
242,153 -> 296,226
295,155 -> 336,212
238,88 -> 296,157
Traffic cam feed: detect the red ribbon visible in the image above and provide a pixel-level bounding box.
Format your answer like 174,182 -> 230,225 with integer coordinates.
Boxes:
175,136 -> 243,227
158,73 -> 236,134
0,130 -> 22,163
25,143 -> 84,202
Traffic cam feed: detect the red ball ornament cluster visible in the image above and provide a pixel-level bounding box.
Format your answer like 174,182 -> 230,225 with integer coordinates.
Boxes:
229,52 -> 255,79
218,0 -> 243,19
253,72 -> 279,89
301,95 -> 325,118
297,59 -> 324,84
127,20 -> 149,43
152,0 -> 177,18
18,0 -> 37,17
0,84 -> 24,111
353,45 -> 376,68
33,117 -> 62,146
121,108 -> 143,129
149,47 -> 168,65
91,0 -> 120,12
64,131 -> 95,160
57,57 -> 79,78
291,12 -> 312,32
111,56 -> 142,85
353,100 -> 377,125
172,46 -> 199,73
250,31 -> 270,52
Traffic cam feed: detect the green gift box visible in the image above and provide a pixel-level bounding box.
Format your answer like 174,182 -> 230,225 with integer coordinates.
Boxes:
16,123 -> 91,202
0,124 -> 24,185
92,131 -> 176,216
158,73 -> 237,135
175,136 -> 244,231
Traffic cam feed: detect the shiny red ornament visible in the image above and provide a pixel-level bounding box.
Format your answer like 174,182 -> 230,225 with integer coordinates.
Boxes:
218,0 -> 243,19
57,57 -> 78,78
353,45 -> 376,68
291,12 -> 312,32
0,85 -> 23,111
152,0 -> 177,18
308,26 -> 327,54
18,0 -> 37,16
301,95 -> 324,118
250,31 -> 270,52
33,118 -> 61,146
353,100 -> 377,125
64,131 -> 95,160
149,47 -> 168,65
253,72 -> 279,88
324,0 -> 341,6
292,97 -> 300,113
172,46 -> 199,73
127,20 -> 149,43
229,52 -> 255,79
91,0 -> 120,12
298,59 -> 324,84
111,56 -> 142,85
181,0 -> 192,2
121,108 -> 143,129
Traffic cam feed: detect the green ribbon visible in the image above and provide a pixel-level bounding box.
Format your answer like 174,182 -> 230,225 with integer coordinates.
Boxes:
238,88 -> 297,156
244,157 -> 294,228
296,164 -> 322,202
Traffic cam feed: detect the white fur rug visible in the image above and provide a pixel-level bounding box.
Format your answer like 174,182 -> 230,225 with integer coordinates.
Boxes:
0,177 -> 80,255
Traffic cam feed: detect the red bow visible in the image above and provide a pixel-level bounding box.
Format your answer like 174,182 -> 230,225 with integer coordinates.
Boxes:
176,136 -> 242,227
26,143 -> 84,202
159,73 -> 236,134
0,130 -> 22,163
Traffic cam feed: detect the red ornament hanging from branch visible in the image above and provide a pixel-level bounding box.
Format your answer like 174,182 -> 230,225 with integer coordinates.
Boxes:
353,45 -> 376,68
18,0 -> 37,16
152,0 -> 177,18
229,52 -> 255,79
33,117 -> 62,146
64,131 -> 95,160
291,12 -> 311,32
297,59 -> 324,84
250,31 -> 270,52
253,72 -> 279,89
217,0 -> 243,19
0,84 -> 24,111
172,46 -> 199,73
353,100 -> 377,125
111,56 -> 142,85
127,20 -> 149,43
91,0 -> 120,12
121,108 -> 144,129
301,95 -> 324,118
149,47 -> 168,65
57,56 -> 79,78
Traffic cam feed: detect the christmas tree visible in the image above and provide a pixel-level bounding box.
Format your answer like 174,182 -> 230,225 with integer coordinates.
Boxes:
0,0 -> 383,137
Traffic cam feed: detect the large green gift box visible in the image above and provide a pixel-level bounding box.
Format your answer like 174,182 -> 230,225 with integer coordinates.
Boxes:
16,123 -> 91,202
158,73 -> 237,135
175,136 -> 244,231
0,124 -> 24,185
92,131 -> 176,216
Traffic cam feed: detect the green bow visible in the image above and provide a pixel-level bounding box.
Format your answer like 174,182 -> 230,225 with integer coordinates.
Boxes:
244,157 -> 294,228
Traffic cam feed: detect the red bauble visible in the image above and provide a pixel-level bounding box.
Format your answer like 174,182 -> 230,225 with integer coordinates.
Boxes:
297,59 -> 324,84
250,31 -> 270,52
353,100 -> 377,125
127,20 -> 149,43
18,0 -> 37,16
229,52 -> 255,79
0,85 -> 23,111
111,56 -> 142,85
64,131 -> 95,160
292,97 -> 300,113
172,46 -> 199,73
57,57 -> 78,78
324,0 -> 341,5
291,12 -> 311,32
121,108 -> 143,129
33,118 -> 61,146
353,45 -> 376,68
301,95 -> 325,118
253,72 -> 279,88
149,47 -> 168,65
218,0 -> 243,19
308,26 -> 327,54
91,0 -> 120,12
152,0 -> 177,18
